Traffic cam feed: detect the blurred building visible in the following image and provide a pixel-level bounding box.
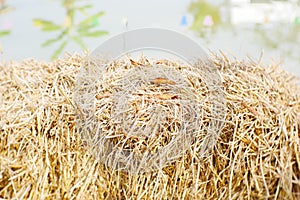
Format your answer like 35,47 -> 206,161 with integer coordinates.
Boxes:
228,0 -> 300,24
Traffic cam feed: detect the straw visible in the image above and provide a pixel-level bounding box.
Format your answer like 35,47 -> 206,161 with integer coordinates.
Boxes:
0,52 -> 299,199
73,55 -> 226,174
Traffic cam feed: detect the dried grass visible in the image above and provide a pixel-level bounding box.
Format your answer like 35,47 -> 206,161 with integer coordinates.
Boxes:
74,55 -> 226,174
0,52 -> 299,199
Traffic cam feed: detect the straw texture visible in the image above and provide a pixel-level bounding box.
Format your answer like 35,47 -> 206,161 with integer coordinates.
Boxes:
73,56 -> 226,174
0,53 -> 299,199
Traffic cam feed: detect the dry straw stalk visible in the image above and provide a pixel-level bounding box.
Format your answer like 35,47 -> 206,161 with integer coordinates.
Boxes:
0,53 -> 299,199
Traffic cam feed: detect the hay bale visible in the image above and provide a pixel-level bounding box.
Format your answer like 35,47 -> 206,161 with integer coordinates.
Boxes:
0,53 -> 299,199
74,56 -> 226,174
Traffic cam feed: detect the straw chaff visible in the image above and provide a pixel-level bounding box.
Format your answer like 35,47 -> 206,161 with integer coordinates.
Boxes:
0,53 -> 299,199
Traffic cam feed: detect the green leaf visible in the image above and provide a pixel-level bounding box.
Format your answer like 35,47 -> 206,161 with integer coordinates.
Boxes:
33,19 -> 61,31
78,11 -> 105,27
76,23 -> 96,34
77,4 -> 93,14
77,24 -> 94,33
51,40 -> 68,60
79,30 -> 108,37
43,26 -> 62,32
0,30 -> 11,37
42,32 -> 66,47
71,36 -> 86,49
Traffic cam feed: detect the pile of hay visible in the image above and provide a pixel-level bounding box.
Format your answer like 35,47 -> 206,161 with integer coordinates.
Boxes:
0,53 -> 299,199
74,56 -> 226,174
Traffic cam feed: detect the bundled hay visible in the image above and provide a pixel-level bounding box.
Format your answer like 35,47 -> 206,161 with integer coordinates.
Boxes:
74,56 -> 226,174
0,53 -> 299,199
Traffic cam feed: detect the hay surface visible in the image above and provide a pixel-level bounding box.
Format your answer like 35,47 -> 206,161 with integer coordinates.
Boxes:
0,53 -> 300,199
74,56 -> 225,174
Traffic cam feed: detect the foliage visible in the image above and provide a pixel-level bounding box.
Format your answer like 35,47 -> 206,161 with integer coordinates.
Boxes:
188,0 -> 221,37
33,0 -> 108,60
0,2 -> 15,52
254,22 -> 300,62
0,30 -> 10,37
0,2 -> 14,38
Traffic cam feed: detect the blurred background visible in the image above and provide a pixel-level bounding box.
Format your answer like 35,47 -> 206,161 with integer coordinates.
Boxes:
0,0 -> 300,76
